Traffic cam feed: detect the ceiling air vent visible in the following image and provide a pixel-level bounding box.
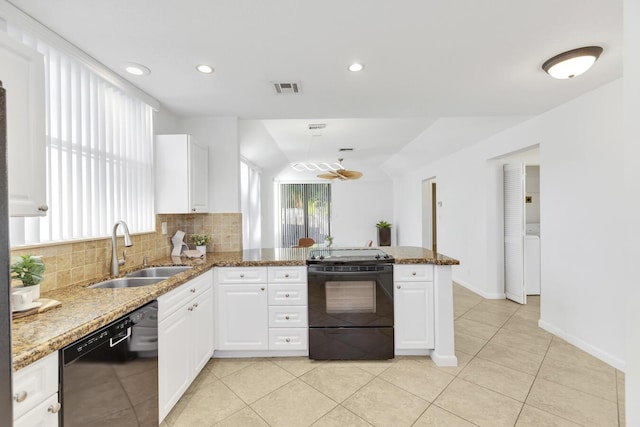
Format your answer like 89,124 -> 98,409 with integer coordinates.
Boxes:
272,81 -> 301,95
339,148 -> 354,152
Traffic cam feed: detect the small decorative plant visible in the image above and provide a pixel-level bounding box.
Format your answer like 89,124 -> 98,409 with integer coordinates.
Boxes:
325,236 -> 334,247
11,255 -> 45,286
376,220 -> 391,229
190,234 -> 211,246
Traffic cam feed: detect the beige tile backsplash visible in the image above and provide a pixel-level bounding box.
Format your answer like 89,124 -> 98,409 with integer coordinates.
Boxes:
10,213 -> 242,292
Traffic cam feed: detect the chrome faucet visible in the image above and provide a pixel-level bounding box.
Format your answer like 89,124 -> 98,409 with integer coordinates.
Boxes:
111,220 -> 133,276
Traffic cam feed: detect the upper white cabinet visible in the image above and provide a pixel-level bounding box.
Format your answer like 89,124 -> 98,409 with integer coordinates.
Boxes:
155,134 -> 209,214
0,31 -> 47,217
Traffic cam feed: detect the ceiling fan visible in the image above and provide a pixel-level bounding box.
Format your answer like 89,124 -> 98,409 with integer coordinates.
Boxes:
317,159 -> 363,181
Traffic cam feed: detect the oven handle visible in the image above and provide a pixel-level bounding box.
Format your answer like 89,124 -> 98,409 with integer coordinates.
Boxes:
110,327 -> 131,347
308,270 -> 392,277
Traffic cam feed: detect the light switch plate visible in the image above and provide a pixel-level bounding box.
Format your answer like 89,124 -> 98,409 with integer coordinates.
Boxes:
161,222 -> 167,235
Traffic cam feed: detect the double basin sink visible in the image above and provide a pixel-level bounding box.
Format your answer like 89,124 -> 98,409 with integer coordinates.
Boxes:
88,266 -> 193,289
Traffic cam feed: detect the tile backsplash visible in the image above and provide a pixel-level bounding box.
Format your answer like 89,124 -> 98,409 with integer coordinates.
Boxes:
10,213 -> 242,292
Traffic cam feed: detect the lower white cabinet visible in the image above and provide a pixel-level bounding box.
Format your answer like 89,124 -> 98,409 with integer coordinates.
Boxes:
13,352 -> 60,427
394,265 -> 435,351
158,271 -> 213,422
216,283 -> 269,350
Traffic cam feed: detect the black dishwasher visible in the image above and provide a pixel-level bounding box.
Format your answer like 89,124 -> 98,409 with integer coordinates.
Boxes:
60,300 -> 158,426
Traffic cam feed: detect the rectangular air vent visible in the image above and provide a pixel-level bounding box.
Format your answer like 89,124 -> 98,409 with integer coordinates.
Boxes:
339,148 -> 354,152
272,81 -> 301,95
308,123 -> 326,130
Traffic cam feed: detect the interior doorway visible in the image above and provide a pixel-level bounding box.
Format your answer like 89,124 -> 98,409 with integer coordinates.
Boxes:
421,178 -> 437,253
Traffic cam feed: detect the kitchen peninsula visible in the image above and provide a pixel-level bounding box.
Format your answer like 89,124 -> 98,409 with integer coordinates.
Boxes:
11,246 -> 459,371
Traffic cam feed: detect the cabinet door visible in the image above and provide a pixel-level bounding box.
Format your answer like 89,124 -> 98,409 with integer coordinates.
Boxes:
192,288 -> 213,375
13,393 -> 59,427
189,140 -> 209,213
0,32 -> 46,217
158,307 -> 192,422
394,281 -> 434,350
216,284 -> 268,350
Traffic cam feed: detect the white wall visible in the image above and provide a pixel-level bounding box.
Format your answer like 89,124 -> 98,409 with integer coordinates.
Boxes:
179,116 -> 240,212
330,180 -> 394,247
624,0 -> 639,422
153,107 -> 181,135
393,79 -> 626,370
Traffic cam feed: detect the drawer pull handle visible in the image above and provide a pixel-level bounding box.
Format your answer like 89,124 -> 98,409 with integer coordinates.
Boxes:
240,274 -> 245,278
38,205 -> 49,212
285,315 -> 290,320
193,302 -> 198,308
285,338 -> 291,343
13,391 -> 27,403
411,272 -> 417,276
188,306 -> 194,311
48,402 -> 62,414
285,293 -> 290,298
397,285 -> 401,289
190,288 -> 196,293
261,287 -> 265,291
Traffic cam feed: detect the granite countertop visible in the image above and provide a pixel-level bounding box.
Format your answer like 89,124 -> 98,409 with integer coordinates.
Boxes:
12,246 -> 458,371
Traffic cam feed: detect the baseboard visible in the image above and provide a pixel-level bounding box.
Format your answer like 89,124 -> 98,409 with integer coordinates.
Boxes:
453,278 -> 506,300
430,351 -> 458,367
213,349 -> 308,358
538,319 -> 625,372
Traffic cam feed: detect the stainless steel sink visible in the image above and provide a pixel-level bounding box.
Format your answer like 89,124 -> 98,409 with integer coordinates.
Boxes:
88,277 -> 165,289
125,266 -> 192,278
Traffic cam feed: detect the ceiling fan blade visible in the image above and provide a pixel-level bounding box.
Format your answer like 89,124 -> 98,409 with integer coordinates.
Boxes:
317,173 -> 339,180
339,169 -> 363,180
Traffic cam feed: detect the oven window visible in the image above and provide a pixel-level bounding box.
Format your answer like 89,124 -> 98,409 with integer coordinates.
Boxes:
325,281 -> 377,314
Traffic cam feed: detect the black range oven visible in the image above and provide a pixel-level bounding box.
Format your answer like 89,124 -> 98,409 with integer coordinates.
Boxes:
307,248 -> 394,360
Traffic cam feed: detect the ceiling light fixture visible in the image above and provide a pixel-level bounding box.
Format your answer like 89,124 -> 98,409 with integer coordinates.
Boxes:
291,162 -> 344,172
196,64 -> 214,74
123,62 -> 151,76
542,46 -> 603,79
348,63 -> 364,72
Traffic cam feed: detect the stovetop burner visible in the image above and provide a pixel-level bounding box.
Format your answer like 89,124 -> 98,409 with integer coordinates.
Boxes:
307,247 -> 394,264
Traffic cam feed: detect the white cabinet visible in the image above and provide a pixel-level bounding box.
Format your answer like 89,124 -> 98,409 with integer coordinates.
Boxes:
214,266 -> 308,353
0,31 -> 47,217
13,352 -> 60,427
155,134 -> 209,214
394,265 -> 434,352
158,270 -> 213,422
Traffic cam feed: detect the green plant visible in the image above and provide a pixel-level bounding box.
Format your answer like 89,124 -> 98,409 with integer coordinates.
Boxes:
325,235 -> 334,244
375,221 -> 392,229
11,255 -> 45,286
190,233 -> 211,246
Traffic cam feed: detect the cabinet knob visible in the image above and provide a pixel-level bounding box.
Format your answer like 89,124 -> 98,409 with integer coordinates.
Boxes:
194,302 -> 199,308
284,274 -> 290,278
13,390 -> 27,402
285,316 -> 290,320
285,338 -> 291,343
188,306 -> 194,312
38,205 -> 49,212
240,274 -> 245,278
190,288 -> 196,293
191,208 -> 196,212
285,293 -> 290,298
397,285 -> 401,289
411,272 -> 417,276
48,402 -> 62,414
260,287 -> 265,291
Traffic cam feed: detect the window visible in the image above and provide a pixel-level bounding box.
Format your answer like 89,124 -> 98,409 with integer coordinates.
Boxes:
278,183 -> 331,247
240,159 -> 261,249
5,22 -> 155,244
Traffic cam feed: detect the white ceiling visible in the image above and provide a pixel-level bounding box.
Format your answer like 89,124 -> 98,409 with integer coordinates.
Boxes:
7,0 -> 623,177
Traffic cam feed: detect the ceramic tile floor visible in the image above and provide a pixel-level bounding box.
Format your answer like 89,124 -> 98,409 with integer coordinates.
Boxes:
160,284 -> 626,427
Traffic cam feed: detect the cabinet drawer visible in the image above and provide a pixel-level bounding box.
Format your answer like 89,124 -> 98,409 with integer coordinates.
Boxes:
268,284 -> 307,306
268,328 -> 308,350
159,270 -> 212,320
268,306 -> 308,328
13,352 -> 58,420
14,392 -> 60,427
394,264 -> 433,282
268,266 -> 307,284
216,267 -> 267,284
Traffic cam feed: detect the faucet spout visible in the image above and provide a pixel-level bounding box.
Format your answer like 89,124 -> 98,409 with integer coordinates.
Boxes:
111,220 -> 133,276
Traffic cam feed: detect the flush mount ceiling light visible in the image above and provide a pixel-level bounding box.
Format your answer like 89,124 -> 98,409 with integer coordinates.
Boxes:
123,62 -> 151,76
196,64 -> 214,74
542,46 -> 603,79
348,62 -> 364,72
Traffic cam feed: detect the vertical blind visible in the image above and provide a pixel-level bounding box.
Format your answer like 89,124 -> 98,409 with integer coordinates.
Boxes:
279,183 -> 331,247
240,160 -> 261,250
6,24 -> 154,243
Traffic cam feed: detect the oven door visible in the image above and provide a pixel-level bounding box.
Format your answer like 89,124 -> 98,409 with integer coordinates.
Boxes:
308,264 -> 394,328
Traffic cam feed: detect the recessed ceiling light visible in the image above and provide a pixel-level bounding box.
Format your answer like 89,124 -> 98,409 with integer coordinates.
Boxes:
542,46 -> 603,79
123,62 -> 151,76
348,63 -> 364,72
196,64 -> 214,74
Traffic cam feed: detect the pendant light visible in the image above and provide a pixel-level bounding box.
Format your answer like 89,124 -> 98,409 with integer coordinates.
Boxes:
542,46 -> 603,79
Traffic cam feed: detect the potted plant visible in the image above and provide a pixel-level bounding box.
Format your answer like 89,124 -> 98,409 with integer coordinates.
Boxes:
376,221 -> 392,246
325,235 -> 334,247
11,254 -> 45,300
190,233 -> 211,254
